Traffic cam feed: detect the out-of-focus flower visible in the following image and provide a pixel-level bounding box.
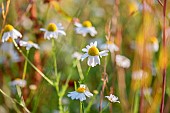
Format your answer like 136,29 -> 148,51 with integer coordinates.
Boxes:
40,23 -> 66,40
0,43 -> 20,63
29,84 -> 37,90
2,24 -> 22,42
105,94 -> 120,103
147,37 -> 159,52
74,20 -> 97,37
67,84 -> 93,101
99,41 -> 119,53
132,70 -> 148,80
72,52 -> 82,60
128,2 -> 138,15
19,40 -> 40,50
115,55 -> 130,68
81,41 -> 109,67
10,78 -> 27,88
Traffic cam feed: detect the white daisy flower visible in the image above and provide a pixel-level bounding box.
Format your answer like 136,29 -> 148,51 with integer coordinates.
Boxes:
105,94 -> 120,103
115,55 -> 130,68
67,84 -> 93,101
81,41 -> 109,67
19,40 -> 40,50
10,78 -> 27,88
147,37 -> 159,52
72,52 -> 82,60
75,20 -> 97,37
99,41 -> 119,53
40,23 -> 66,40
2,24 -> 22,42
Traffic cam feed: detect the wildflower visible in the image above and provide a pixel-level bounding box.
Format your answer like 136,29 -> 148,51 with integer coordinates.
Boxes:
147,37 -> 159,52
67,84 -> 93,101
132,70 -> 148,80
74,20 -> 97,37
40,23 -> 66,40
115,55 -> 130,68
10,78 -> 27,88
2,24 -> 22,42
105,94 -> 120,103
0,43 -> 20,63
99,41 -> 119,53
29,84 -> 37,90
72,52 -> 82,60
19,40 -> 40,50
81,41 -> 109,67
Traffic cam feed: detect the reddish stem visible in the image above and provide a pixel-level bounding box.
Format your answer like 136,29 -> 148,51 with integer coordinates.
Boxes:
160,0 -> 167,113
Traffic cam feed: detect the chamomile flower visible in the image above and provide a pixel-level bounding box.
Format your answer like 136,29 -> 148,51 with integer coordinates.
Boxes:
10,78 -> 27,88
115,55 -> 130,68
147,37 -> 159,52
81,41 -> 109,67
67,84 -> 93,101
99,41 -> 119,53
2,24 -> 22,42
105,94 -> 120,103
19,40 -> 40,50
74,20 -> 97,37
40,23 -> 66,40
72,52 -> 82,60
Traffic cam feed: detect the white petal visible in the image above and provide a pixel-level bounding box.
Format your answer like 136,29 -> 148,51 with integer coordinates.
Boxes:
82,48 -> 88,52
81,53 -> 89,61
84,91 -> 93,97
40,28 -> 47,31
99,50 -> 109,57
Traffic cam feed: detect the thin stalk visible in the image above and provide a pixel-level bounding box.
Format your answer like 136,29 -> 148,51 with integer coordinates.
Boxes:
76,60 -> 84,80
22,50 -> 29,80
100,103 -> 109,113
86,66 -> 91,77
160,0 -> 167,113
52,39 -> 57,77
80,102 -> 84,113
12,40 -> 54,86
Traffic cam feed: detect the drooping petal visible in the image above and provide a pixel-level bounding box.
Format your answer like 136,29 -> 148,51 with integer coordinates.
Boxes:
81,53 -> 89,61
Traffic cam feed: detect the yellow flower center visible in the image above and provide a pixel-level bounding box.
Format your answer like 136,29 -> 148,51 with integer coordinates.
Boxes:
28,41 -> 33,44
106,41 -> 113,44
4,24 -> 14,32
7,37 -> 13,43
76,87 -> 86,93
47,23 -> 58,31
150,37 -> 158,44
82,21 -> 92,28
88,46 -> 99,56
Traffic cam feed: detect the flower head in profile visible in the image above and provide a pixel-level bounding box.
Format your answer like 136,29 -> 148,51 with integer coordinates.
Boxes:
81,41 -> 109,67
0,43 -> 20,63
19,40 -> 40,50
74,20 -> 97,37
10,78 -> 27,88
40,23 -> 66,40
147,37 -> 159,52
115,55 -> 130,68
67,84 -> 93,101
2,24 -> 22,42
105,94 -> 120,103
99,41 -> 119,53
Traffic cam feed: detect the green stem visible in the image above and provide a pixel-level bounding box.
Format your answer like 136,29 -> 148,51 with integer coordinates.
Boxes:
100,103 -> 109,113
22,50 -> 29,80
12,40 -> 54,86
59,97 -> 63,113
80,101 -> 84,113
52,39 -> 57,77
86,67 -> 91,77
76,60 -> 84,80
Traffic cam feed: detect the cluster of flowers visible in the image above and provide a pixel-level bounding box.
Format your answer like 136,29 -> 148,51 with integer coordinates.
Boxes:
2,21 -> 133,102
